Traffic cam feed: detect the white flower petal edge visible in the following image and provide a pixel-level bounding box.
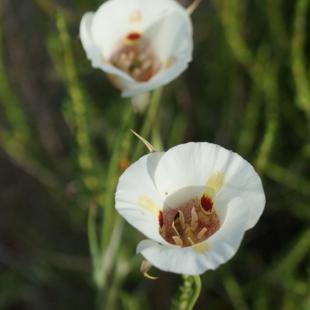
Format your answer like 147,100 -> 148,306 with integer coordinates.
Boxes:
116,151 -> 171,245
115,142 -> 265,275
154,142 -> 265,229
79,0 -> 193,97
137,197 -> 249,275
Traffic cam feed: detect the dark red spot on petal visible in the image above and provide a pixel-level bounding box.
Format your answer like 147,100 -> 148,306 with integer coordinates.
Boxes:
127,32 -> 141,41
158,210 -> 163,228
201,195 -> 213,212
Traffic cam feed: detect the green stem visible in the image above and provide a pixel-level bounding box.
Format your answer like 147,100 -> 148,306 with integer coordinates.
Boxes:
224,274 -> 249,310
254,63 -> 279,173
0,19 -> 31,145
88,201 -> 99,271
275,228 -> 310,276
132,87 -> 163,160
187,275 -> 201,310
172,275 -> 201,310
101,103 -> 135,251
56,11 -> 101,196
291,0 -> 310,125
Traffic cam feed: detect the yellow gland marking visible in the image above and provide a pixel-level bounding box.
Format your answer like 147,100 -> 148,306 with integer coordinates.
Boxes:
206,171 -> 225,193
192,241 -> 210,254
137,195 -> 160,216
129,10 -> 142,23
165,55 -> 176,68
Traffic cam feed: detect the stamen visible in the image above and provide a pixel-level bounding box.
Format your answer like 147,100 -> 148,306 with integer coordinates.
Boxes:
172,221 -> 181,238
191,207 -> 198,231
197,228 -> 208,239
141,59 -> 152,71
198,211 -> 210,224
178,210 -> 186,230
158,196 -> 220,248
133,68 -> 142,78
138,53 -> 148,62
172,236 -> 183,247
128,51 -> 135,61
110,36 -> 160,82
120,53 -> 127,62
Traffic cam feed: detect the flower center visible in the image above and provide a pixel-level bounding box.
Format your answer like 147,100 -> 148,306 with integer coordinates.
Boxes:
110,32 -> 160,82
159,194 -> 220,247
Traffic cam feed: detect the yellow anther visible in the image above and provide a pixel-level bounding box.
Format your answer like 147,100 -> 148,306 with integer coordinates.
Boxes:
197,228 -> 208,240
178,210 -> 186,230
191,207 -> 198,231
172,221 -> 181,238
172,236 -> 183,247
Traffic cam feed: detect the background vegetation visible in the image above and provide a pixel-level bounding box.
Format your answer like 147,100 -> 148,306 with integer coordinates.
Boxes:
0,0 -> 309,309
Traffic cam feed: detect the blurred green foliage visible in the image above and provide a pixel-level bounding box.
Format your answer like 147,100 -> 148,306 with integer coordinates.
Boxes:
0,0 -> 310,309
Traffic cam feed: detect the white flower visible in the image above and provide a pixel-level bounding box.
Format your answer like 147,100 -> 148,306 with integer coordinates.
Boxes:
115,142 -> 265,275
79,0 -> 193,98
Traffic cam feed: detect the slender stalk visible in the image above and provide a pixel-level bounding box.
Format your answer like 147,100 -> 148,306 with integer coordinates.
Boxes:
0,19 -> 31,146
132,87 -> 163,161
187,275 -> 201,310
276,228 -> 310,276
224,274 -> 249,310
254,64 -> 279,173
88,201 -> 99,271
101,104 -> 135,251
56,11 -> 102,196
172,275 -> 201,310
291,0 -> 310,125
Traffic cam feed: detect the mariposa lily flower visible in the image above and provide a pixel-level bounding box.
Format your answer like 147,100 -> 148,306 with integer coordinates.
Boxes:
79,0 -> 193,99
115,142 -> 265,275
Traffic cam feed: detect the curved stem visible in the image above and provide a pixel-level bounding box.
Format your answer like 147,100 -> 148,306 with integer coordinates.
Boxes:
186,275 -> 201,310
172,275 -> 201,310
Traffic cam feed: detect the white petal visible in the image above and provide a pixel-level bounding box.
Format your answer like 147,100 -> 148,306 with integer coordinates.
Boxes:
115,152 -> 170,244
137,197 -> 249,275
80,0 -> 192,96
216,162 -> 265,230
79,12 -> 134,82
154,142 -> 265,229
90,0 -> 188,60
90,0 -> 137,60
120,59 -> 190,97
120,10 -> 192,97
80,13 -> 101,61
155,143 -> 224,195
145,11 -> 192,63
